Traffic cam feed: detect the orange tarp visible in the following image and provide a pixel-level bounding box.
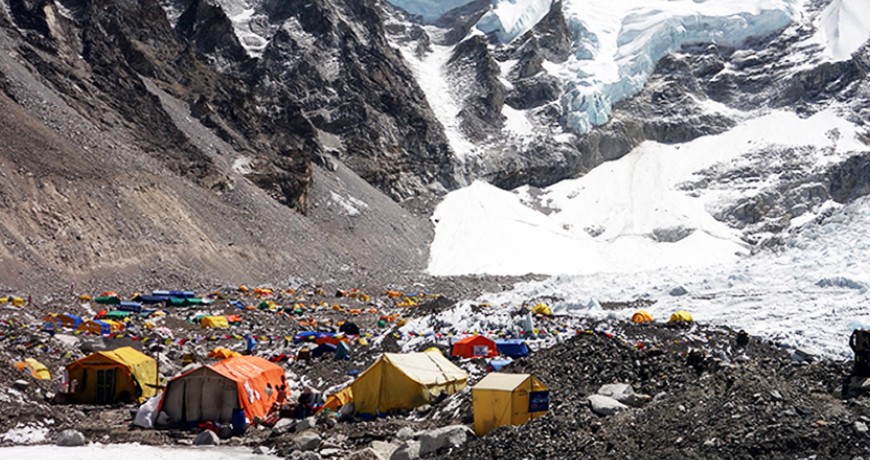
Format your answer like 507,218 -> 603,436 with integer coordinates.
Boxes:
209,356 -> 286,421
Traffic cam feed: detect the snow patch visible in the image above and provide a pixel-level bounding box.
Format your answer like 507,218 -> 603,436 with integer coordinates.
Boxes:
1,425 -> 49,445
329,192 -> 366,217
232,156 -> 254,175
0,444 -> 281,459
815,0 -> 870,61
477,0 -> 554,43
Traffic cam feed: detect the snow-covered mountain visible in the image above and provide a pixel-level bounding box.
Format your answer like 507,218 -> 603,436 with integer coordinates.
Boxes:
388,0 -> 870,356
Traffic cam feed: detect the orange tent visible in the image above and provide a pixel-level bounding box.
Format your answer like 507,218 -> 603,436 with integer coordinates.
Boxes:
631,310 -> 654,324
159,356 -> 286,424
451,335 -> 498,359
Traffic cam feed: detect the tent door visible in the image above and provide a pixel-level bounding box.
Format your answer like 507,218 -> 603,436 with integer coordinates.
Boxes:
96,368 -> 116,404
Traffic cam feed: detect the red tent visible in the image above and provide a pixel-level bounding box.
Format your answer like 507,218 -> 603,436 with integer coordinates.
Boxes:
451,335 -> 498,358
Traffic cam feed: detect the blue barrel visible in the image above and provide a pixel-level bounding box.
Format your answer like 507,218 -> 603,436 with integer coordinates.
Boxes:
231,408 -> 247,436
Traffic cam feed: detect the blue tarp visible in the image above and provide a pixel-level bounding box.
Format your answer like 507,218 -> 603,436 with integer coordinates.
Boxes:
118,301 -> 143,313
136,294 -> 170,304
495,339 -> 530,358
231,300 -> 246,310
154,290 -> 196,298
293,331 -> 322,344
91,320 -> 112,335
61,313 -> 82,329
487,358 -> 514,372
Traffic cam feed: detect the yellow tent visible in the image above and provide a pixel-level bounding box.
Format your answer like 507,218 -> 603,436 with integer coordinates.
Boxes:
532,303 -> 552,316
317,386 -> 354,414
14,358 -> 51,380
351,349 -> 467,415
631,310 -> 654,324
201,316 -> 229,329
669,310 -> 694,323
66,346 -> 158,404
207,347 -> 241,359
472,373 -> 549,436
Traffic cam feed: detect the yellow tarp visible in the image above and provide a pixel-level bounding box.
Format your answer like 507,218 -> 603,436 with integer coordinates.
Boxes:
472,373 -> 548,436
14,358 -> 51,380
669,310 -> 694,323
207,347 -> 241,359
631,310 -> 654,324
532,303 -> 552,316
201,316 -> 229,329
351,349 -> 467,415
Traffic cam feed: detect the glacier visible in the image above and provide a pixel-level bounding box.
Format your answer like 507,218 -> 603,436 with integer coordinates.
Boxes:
815,0 -> 870,61
383,0 -> 481,23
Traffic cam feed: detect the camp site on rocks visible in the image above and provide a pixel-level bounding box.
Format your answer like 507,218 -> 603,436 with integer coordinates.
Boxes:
1,0 -> 870,458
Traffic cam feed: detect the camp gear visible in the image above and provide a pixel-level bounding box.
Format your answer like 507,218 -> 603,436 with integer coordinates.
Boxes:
669,310 -> 694,323
495,339 -> 530,358
631,310 -> 654,324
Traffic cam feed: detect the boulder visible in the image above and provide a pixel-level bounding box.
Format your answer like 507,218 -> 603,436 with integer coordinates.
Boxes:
193,430 -> 220,446
296,431 -> 322,451
418,425 -> 472,456
290,452 -> 321,460
597,384 -> 651,408
390,441 -> 421,460
588,394 -> 628,416
13,379 -> 29,390
347,448 -> 384,460
669,286 -> 688,296
371,440 -> 398,459
296,416 -> 317,432
56,429 -> 86,447
272,418 -> 294,434
395,426 -> 415,441
320,448 -> 343,457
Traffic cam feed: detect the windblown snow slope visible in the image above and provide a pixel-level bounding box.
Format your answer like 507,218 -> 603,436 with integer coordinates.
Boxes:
428,109 -> 864,277
814,0 -> 870,61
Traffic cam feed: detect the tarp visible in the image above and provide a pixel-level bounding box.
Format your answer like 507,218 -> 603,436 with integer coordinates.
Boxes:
118,301 -> 143,313
59,313 -> 83,329
312,343 -> 337,358
14,358 -> 51,380
532,303 -> 553,316
631,310 -> 654,324
208,347 -> 241,359
66,346 -> 158,404
317,386 -> 353,414
472,373 -> 548,436
669,310 -> 694,323
135,294 -> 170,304
495,339 -> 530,358
78,320 -> 112,335
452,335 -> 498,358
159,356 -> 286,424
201,316 -> 229,329
351,350 -> 467,415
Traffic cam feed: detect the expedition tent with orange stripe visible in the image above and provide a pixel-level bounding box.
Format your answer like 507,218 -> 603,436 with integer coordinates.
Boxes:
159,355 -> 286,424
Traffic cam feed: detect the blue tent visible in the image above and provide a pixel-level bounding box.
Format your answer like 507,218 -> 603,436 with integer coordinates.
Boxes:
118,301 -> 143,313
136,294 -> 170,304
495,339 -> 530,358
153,290 -> 196,298
60,313 -> 83,329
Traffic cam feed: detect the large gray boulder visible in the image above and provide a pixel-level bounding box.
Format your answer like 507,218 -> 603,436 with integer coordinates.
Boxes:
56,429 -> 86,447
588,394 -> 628,416
389,440 -> 421,460
418,425 -> 472,456
193,430 -> 220,446
296,431 -> 322,451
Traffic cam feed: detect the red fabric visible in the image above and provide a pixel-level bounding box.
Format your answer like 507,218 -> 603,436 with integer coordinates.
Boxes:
451,335 -> 498,358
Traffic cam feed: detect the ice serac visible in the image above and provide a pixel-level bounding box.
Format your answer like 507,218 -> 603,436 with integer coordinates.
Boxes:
816,0 -> 870,61
384,0 -> 479,22
476,0 -> 554,43
556,0 -> 798,134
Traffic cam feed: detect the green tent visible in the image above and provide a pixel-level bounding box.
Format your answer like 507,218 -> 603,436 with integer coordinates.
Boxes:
105,310 -> 132,320
95,296 -> 121,305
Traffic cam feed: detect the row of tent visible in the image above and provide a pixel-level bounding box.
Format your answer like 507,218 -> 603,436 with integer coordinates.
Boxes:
59,345 -> 546,437
43,313 -> 127,335
630,309 -> 694,324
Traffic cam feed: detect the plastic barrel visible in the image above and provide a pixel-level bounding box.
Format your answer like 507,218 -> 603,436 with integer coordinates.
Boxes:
231,408 -> 247,436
